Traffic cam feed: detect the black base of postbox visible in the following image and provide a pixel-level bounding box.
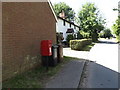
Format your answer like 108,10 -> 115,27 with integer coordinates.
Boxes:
41,56 -> 57,67
41,45 -> 58,67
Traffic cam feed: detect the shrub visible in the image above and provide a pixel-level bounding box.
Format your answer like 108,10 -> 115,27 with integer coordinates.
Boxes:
77,32 -> 84,39
117,35 -> 120,43
70,39 -> 92,51
66,34 -> 74,46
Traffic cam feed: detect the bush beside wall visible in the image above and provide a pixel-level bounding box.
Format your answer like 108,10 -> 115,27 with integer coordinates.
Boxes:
70,39 -> 92,51
117,35 -> 120,43
66,34 -> 74,46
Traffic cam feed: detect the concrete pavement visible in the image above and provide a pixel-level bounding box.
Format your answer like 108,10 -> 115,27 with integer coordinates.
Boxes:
45,60 -> 85,88
63,48 -> 89,60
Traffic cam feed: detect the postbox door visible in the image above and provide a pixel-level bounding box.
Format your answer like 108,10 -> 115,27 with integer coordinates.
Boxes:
41,40 -> 52,56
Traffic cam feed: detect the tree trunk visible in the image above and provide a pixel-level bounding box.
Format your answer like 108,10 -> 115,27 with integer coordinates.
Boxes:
91,32 -> 98,42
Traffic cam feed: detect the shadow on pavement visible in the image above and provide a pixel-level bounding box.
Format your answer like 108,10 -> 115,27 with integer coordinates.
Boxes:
98,40 -> 117,44
84,61 -> 120,88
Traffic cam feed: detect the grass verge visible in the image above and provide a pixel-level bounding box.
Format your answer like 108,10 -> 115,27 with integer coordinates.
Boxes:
2,56 -> 80,88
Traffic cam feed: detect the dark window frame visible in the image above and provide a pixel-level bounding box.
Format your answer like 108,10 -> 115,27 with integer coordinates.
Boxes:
70,23 -> 71,27
63,20 -> 66,26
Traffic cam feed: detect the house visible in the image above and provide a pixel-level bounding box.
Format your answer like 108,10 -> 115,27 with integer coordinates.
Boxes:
56,16 -> 80,42
2,1 -> 57,81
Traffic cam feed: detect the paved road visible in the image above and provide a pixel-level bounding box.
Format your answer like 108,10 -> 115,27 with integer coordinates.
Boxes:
80,61 -> 119,88
63,39 -> 119,88
62,38 -> 119,88
89,38 -> 119,72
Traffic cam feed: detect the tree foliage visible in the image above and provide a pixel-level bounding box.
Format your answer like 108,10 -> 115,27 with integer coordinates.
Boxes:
99,28 -> 113,39
78,2 -> 105,42
112,16 -> 120,36
53,2 -> 75,21
77,32 -> 84,39
112,16 -> 120,42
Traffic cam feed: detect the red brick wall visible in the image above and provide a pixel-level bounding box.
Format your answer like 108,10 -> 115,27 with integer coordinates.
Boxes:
0,1 -> 2,83
2,2 -> 56,81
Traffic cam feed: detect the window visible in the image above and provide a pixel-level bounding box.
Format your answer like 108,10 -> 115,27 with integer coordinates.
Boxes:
74,26 -> 76,29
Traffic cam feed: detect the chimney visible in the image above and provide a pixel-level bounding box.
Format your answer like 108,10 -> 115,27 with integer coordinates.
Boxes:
59,10 -> 65,19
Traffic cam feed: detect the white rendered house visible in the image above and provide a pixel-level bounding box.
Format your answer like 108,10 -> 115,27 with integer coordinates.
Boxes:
56,16 -> 80,41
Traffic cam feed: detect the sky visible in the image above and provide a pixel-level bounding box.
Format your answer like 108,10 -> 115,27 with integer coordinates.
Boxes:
51,0 -> 119,29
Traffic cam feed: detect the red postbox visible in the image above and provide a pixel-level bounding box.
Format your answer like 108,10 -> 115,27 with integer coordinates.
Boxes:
41,40 -> 52,56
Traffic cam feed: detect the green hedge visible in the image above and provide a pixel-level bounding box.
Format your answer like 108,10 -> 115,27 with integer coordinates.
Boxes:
70,39 -> 92,51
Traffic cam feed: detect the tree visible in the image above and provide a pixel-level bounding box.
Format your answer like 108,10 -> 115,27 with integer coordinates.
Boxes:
112,16 -> 120,36
100,28 -> 113,39
53,2 -> 75,21
112,4 -> 120,42
113,8 -> 120,13
78,2 -> 105,42
112,16 -> 120,42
